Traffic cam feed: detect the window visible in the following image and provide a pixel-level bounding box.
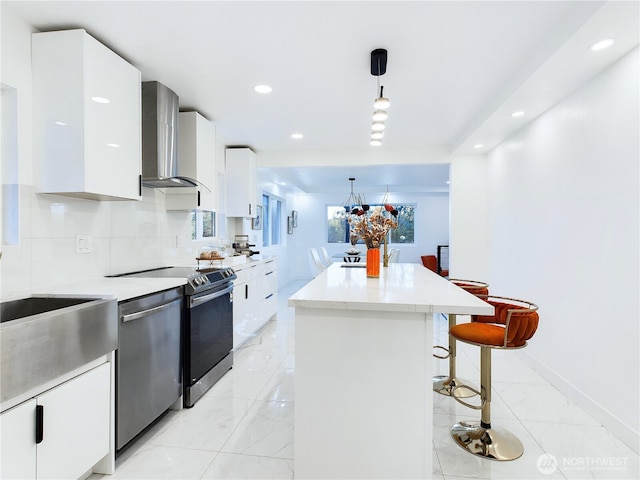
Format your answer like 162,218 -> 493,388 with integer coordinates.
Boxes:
191,210 -> 215,240
327,206 -> 350,243
262,193 -> 282,246
327,204 -> 415,244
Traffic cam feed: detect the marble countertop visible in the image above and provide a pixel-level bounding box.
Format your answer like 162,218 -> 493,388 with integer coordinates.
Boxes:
32,277 -> 188,302
288,262 -> 494,315
26,256 -> 278,302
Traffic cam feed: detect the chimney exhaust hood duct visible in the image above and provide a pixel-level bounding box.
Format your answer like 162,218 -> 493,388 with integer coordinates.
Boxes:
141,81 -> 202,189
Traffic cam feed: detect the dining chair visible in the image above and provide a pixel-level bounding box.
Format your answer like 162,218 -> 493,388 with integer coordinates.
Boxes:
388,248 -> 400,263
319,247 -> 332,268
309,248 -> 327,276
421,255 -> 438,272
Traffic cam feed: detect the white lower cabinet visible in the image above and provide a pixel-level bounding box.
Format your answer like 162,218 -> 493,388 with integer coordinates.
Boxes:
233,263 -> 262,349
232,259 -> 278,349
0,363 -> 111,480
261,259 -> 278,321
0,399 -> 36,479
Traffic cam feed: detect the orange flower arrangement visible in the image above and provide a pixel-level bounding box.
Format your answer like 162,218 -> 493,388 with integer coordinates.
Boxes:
349,204 -> 398,249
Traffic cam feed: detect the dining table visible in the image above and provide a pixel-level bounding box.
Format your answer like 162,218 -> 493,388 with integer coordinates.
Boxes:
331,251 -> 363,262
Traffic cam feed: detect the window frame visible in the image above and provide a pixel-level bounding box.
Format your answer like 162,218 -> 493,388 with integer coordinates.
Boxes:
326,203 -> 416,245
191,210 -> 216,241
262,192 -> 283,247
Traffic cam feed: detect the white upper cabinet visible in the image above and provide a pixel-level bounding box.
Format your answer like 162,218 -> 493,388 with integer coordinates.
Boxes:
166,111 -> 216,211
225,147 -> 257,217
32,29 -> 142,201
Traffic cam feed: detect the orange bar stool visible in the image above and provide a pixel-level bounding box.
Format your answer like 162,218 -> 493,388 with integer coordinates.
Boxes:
449,295 -> 539,461
433,279 -> 489,398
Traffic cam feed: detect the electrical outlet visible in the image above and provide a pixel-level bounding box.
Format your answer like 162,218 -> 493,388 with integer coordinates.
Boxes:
75,235 -> 92,254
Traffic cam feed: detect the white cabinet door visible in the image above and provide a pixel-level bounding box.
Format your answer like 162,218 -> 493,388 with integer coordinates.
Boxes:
32,29 -> 141,201
37,363 -> 111,480
0,399 -> 37,480
232,280 -> 250,349
84,34 -> 141,201
225,148 -> 257,217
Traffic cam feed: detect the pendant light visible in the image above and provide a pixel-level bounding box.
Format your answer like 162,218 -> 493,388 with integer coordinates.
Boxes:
370,49 -> 389,146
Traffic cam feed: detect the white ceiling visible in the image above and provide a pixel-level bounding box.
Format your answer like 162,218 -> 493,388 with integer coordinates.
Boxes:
5,1 -> 639,194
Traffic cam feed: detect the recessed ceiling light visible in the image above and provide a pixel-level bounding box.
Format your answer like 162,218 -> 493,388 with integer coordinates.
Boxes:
54,121 -> 67,126
107,143 -> 120,148
511,111 -> 525,118
91,96 -> 110,104
371,131 -> 384,140
370,139 -> 382,146
291,133 -> 303,140
254,84 -> 272,94
372,122 -> 386,131
590,38 -> 615,51
474,144 -> 484,149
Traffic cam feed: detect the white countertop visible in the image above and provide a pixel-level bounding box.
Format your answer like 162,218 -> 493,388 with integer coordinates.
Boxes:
288,262 -> 494,315
32,277 -> 188,302
27,256 -> 277,302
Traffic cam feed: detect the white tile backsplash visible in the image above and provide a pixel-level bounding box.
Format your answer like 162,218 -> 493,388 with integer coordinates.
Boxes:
0,184 -> 206,300
30,190 -> 111,239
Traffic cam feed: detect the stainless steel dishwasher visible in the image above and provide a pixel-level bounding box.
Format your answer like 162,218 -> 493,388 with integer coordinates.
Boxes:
116,287 -> 183,451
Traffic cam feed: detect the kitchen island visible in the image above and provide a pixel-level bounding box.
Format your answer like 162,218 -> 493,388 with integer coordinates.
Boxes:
288,262 -> 493,479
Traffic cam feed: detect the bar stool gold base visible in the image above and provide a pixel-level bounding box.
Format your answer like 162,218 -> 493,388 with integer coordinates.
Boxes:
451,421 -> 524,461
433,375 -> 477,398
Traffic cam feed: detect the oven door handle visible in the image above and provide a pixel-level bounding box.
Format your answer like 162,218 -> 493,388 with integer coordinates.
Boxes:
189,284 -> 234,309
121,298 -> 182,323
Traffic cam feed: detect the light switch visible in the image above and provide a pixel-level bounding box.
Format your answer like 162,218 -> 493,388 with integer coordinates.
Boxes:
75,235 -> 92,254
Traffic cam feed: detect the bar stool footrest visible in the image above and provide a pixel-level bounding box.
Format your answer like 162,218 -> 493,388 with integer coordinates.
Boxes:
451,421 -> 524,461
433,345 -> 451,359
451,384 -> 484,408
433,376 -> 478,398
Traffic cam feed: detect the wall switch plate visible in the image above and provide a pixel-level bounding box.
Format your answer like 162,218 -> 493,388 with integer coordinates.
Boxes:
75,235 -> 92,254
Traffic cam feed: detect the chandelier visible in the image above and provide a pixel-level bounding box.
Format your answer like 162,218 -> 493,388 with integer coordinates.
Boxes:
334,177 -> 367,222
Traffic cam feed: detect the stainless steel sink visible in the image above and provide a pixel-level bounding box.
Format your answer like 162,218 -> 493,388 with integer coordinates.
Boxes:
1,296 -> 96,323
0,296 -> 117,405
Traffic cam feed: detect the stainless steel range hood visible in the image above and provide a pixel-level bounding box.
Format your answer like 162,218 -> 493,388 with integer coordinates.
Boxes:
141,81 -> 199,188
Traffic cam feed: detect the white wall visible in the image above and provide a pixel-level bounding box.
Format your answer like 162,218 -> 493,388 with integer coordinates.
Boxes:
449,155 -> 490,280
487,48 -> 639,452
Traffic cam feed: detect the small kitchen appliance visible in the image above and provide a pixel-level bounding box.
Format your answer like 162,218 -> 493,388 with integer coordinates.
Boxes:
232,234 -> 260,256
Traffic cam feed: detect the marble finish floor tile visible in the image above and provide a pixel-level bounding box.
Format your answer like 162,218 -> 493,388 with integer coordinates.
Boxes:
203,365 -> 278,401
145,396 -> 254,451
101,444 -> 218,479
201,452 -> 294,479
221,399 -> 295,460
524,421 -> 640,479
495,382 -> 601,425
258,368 -> 295,403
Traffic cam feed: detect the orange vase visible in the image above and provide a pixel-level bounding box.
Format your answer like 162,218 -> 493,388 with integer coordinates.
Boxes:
366,248 -> 381,278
